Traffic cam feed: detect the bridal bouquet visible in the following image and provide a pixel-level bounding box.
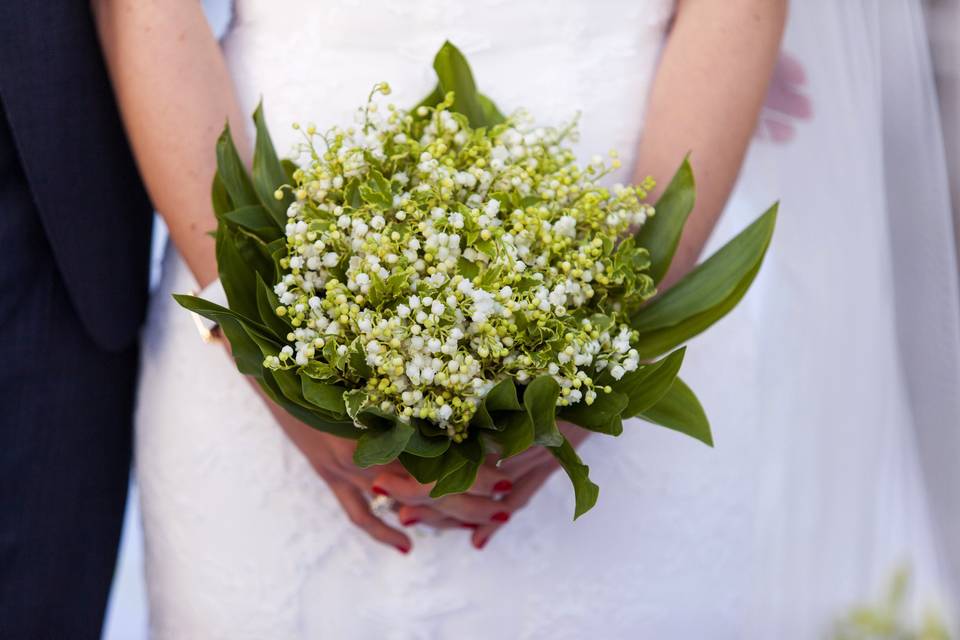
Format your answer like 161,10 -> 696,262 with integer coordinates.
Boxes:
177,42 -> 776,518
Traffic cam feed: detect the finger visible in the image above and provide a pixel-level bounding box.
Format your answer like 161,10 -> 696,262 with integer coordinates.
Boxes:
371,471 -> 509,523
493,447 -> 552,478
430,492 -> 512,525
369,471 -> 434,505
395,504 -> 465,530
471,522 -> 501,550
465,463 -> 514,497
328,480 -> 413,554
471,463 -> 556,550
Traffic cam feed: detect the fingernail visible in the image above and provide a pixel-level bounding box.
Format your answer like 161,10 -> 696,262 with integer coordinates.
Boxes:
394,544 -> 410,555
401,518 -> 420,527
459,522 -> 478,529
473,537 -> 488,550
491,511 -> 510,523
493,480 -> 513,493
372,485 -> 390,497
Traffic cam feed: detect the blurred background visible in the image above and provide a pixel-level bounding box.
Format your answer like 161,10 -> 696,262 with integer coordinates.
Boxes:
101,1 -> 960,638
926,0 -> 960,258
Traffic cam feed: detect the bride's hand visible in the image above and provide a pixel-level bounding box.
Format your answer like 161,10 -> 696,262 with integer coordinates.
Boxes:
369,458 -> 518,529
267,405 -> 420,554
370,422 -> 589,544
467,422 -> 590,550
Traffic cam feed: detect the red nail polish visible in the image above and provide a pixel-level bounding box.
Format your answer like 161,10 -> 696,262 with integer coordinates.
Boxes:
491,511 -> 510,523
493,480 -> 513,493
474,537 -> 488,550
401,518 -> 420,527
372,485 -> 390,497
394,544 -> 410,555
459,522 -> 478,529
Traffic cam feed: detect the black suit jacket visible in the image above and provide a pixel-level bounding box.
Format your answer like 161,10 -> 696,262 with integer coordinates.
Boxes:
0,2 -> 153,351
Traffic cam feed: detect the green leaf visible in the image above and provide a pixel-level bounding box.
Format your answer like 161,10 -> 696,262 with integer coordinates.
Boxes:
403,427 -> 451,458
353,420 -> 415,468
216,226 -> 261,321
631,204 -> 777,358
348,340 -> 374,378
224,205 -> 280,239
344,389 -> 367,421
615,347 -> 686,419
252,101 -> 293,227
477,93 -> 506,127
487,409 -> 534,458
267,367 -> 321,412
549,438 -> 600,520
258,372 -> 360,439
359,168 -> 393,209
430,447 -> 481,498
430,41 -> 505,128
559,390 -> 629,436
211,172 -> 233,219
174,294 -> 266,378
280,159 -> 298,183
218,317 -> 267,377
399,451 -> 450,484
215,124 -> 258,208
639,377 -> 713,446
301,378 -> 347,417
634,157 -> 695,284
255,274 -> 291,340
523,376 -> 563,446
485,378 -> 522,412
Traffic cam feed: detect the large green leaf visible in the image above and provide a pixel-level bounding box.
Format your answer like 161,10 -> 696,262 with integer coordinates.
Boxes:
472,377 -> 521,431
252,101 -> 294,227
260,372 -> 360,439
615,347 -> 685,419
353,420 -> 415,468
175,294 -> 266,378
172,293 -> 266,338
559,389 -> 629,436
215,124 -> 258,208
430,41 -> 505,128
301,378 -> 348,417
224,205 -> 280,241
524,376 -> 563,447
639,377 -> 713,446
211,172 -> 233,220
216,226 -> 261,322
429,444 -> 481,497
633,158 -> 695,284
549,438 -> 600,520
631,204 -> 778,358
487,409 -> 534,459
486,378 -> 522,412
403,427 -> 451,458
255,274 -> 291,340
399,450 -> 450,484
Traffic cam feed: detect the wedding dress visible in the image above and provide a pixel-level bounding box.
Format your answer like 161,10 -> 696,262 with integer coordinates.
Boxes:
135,0 -> 960,637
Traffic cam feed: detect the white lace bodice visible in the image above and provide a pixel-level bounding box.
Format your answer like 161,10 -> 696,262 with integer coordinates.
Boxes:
223,0 -> 674,172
